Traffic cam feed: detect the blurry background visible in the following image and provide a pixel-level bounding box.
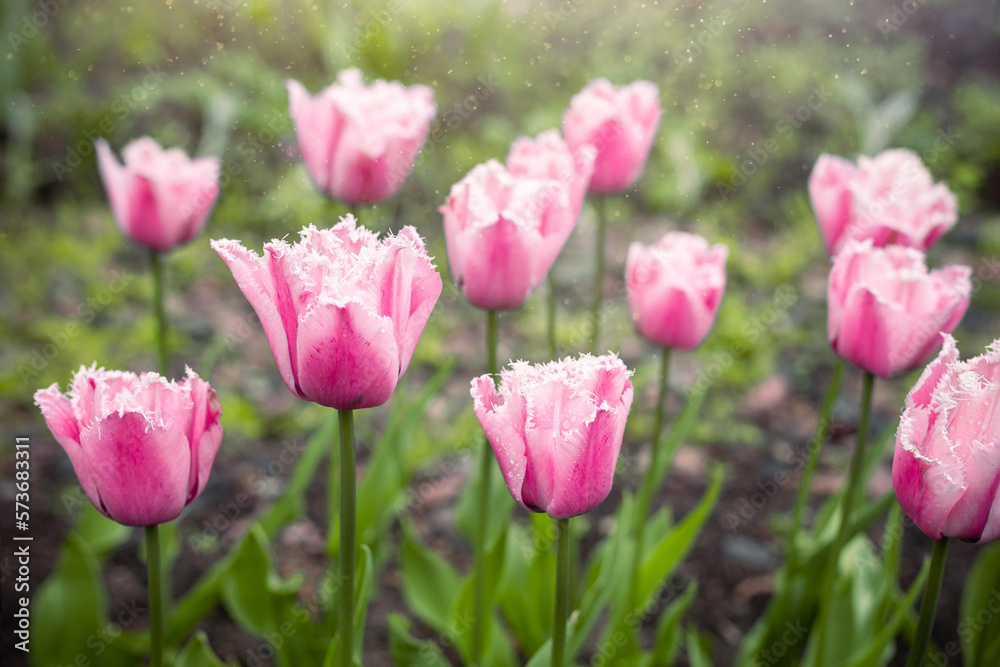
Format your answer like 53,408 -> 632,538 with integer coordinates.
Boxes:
2,0 -> 1000,664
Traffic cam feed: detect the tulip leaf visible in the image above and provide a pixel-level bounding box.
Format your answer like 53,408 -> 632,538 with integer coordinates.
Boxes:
647,579 -> 699,666
960,539 -> 1000,666
450,523 -> 511,664
322,545 -> 375,667
72,503 -> 133,558
686,627 -> 715,667
387,614 -> 451,667
637,463 -> 724,607
453,442 -> 515,551
400,524 -> 463,632
175,631 -> 237,667
32,533 -> 134,667
498,521 -> 555,655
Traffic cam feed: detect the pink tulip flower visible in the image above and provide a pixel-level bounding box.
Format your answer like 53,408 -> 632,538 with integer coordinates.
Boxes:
34,365 -> 223,527
471,353 -> 634,518
286,69 -> 436,205
507,129 -> 596,230
893,335 -> 1000,542
626,232 -> 728,350
827,240 -> 971,378
440,160 -> 573,311
809,149 -> 957,255
211,217 -> 442,410
562,78 -> 661,194
96,137 -> 220,252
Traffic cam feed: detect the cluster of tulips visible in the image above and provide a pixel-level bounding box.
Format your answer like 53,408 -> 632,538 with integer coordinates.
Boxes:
32,65 -> 999,667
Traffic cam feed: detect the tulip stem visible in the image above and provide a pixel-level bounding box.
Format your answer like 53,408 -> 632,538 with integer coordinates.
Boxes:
547,272 -> 558,359
150,250 -> 168,376
589,195 -> 607,355
473,310 -> 500,665
906,536 -> 949,667
814,370 -> 875,667
552,517 -> 571,667
786,358 -> 845,572
338,408 -> 356,667
145,524 -> 164,667
630,347 -> 671,603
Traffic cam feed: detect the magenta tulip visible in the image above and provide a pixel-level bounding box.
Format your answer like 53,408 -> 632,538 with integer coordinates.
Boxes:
625,232 -> 728,350
441,160 -> 574,311
95,137 -> 220,252
827,240 -> 971,378
471,353 -> 634,518
507,129 -> 596,230
286,69 -> 436,205
893,335 -> 1000,542
34,365 -> 223,527
211,217 -> 441,410
561,78 -> 661,194
809,149 -> 957,256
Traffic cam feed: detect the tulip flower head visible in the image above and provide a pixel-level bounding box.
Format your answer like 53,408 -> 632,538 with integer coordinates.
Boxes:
212,217 -> 442,410
96,137 -> 220,252
827,240 -> 971,378
471,353 -> 634,518
809,149 -> 957,255
562,78 -> 661,194
441,160 -> 575,311
34,365 -> 223,527
893,335 -> 1000,542
625,232 -> 728,350
287,69 -> 436,205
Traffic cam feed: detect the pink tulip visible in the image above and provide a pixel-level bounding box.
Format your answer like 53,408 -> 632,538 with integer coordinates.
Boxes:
96,137 -> 220,252
471,353 -> 634,518
893,335 -> 1000,542
626,232 -> 728,350
562,78 -> 661,194
440,160 -> 573,311
286,69 -> 436,205
34,365 -> 223,527
211,217 -> 442,410
507,129 -> 596,230
809,149 -> 957,255
827,240 -> 971,378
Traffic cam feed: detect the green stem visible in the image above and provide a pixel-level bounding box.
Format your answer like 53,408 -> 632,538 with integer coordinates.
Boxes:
552,517 -> 571,667
150,250 -> 168,376
906,537 -> 949,667
815,370 -> 875,667
145,525 -> 164,667
589,196 -> 607,355
338,409 -> 357,667
786,359 -> 845,572
547,271 -> 558,360
473,310 -> 500,664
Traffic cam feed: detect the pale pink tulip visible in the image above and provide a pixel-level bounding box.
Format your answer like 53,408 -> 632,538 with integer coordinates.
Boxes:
827,240 -> 971,378
562,78 -> 661,193
96,137 -> 220,252
507,129 -> 596,230
286,69 -> 436,205
471,353 -> 634,518
893,335 -> 1000,542
809,149 -> 957,255
211,217 -> 441,410
34,365 -> 223,527
440,160 -> 572,310
626,232 -> 728,350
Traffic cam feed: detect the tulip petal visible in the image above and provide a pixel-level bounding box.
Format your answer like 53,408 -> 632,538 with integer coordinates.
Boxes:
80,412 -> 190,526
472,375 -> 530,510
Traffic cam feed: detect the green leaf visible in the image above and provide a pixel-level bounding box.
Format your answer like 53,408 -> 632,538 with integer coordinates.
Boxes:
686,627 -> 714,667
400,524 -> 463,632
649,580 -> 698,666
453,442 -> 515,551
387,614 -> 451,667
73,503 -> 133,558
498,522 -> 555,655
353,545 -> 375,660
637,463 -> 725,607
32,533 -> 133,667
449,523 -> 510,664
175,632 -> 236,667
960,539 -> 1000,666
